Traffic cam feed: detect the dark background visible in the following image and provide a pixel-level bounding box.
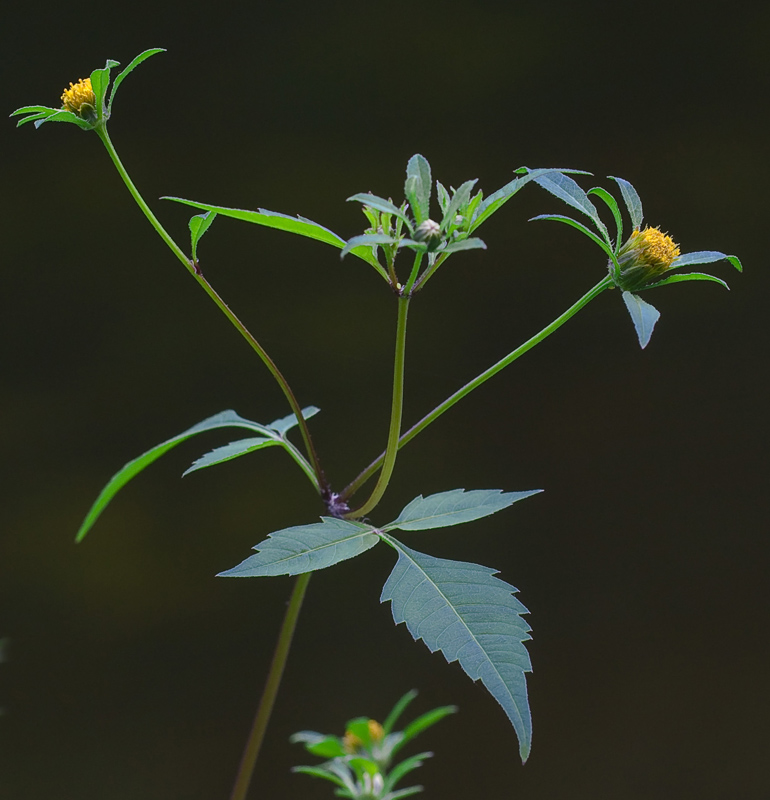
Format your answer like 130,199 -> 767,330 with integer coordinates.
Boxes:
2,2 -> 768,798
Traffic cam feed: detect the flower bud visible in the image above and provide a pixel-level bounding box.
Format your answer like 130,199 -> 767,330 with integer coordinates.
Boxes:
412,219 -> 442,251
61,78 -> 96,121
612,226 -> 680,291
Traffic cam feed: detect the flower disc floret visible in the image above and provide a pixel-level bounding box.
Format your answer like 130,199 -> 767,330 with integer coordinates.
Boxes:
613,226 -> 681,291
61,78 -> 96,119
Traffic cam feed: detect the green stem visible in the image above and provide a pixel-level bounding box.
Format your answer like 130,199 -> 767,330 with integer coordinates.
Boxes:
345,295 -> 410,519
229,572 -> 312,800
341,275 -> 613,501
94,125 -> 327,495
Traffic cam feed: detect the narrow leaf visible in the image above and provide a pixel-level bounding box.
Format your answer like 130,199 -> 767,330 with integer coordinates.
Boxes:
439,238 -> 487,255
383,752 -> 432,792
291,766 -> 350,791
381,536 -> 532,761
533,172 -> 610,243
218,518 -> 379,577
644,272 -> 729,291
529,214 -> 615,259
341,233 -> 397,260
290,731 -> 346,758
189,210 -> 216,262
440,179 -> 477,233
436,181 -> 450,216
405,154 -> 432,224
393,707 -> 457,755
383,488 -> 541,532
382,690 -> 418,735
622,291 -> 660,349
32,109 -> 92,129
75,410 -> 284,543
268,405 -> 320,436
108,48 -> 165,110
346,193 -> 414,232
671,250 -> 743,272
183,436 -> 279,476
10,105 -> 57,117
609,176 -> 644,230
588,186 -> 623,248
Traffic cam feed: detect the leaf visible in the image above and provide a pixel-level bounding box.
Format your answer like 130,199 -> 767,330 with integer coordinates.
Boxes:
588,186 -> 623,249
609,176 -> 644,230
218,517 -> 380,577
268,405 -> 320,436
340,233 -> 398,262
382,690 -> 418,735
622,291 -> 660,349
189,210 -> 216,262
405,154 -> 432,224
163,197 -> 381,269
89,60 -> 118,120
183,436 -> 279,476
346,193 -> 414,232
440,179 -> 477,233
75,409 -> 290,543
528,214 -> 615,259
108,48 -> 165,111
380,536 -> 533,761
30,109 -> 93,130
291,765 -> 351,791
532,172 -> 610,244
644,272 -> 730,291
469,167 -> 590,233
436,181 -> 450,216
393,706 -> 457,756
290,731 -> 346,758
383,488 -> 541,532
383,752 -> 432,793
671,250 -> 743,272
439,238 -> 487,255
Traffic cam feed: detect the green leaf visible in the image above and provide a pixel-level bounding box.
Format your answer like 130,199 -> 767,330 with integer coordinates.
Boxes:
189,210 -> 217,262
89,60 -> 118,120
405,154 -> 432,224
471,168 -> 591,233
622,291 -> 660,349
386,786 -> 425,800
10,104 -> 56,116
588,186 -> 623,249
108,48 -> 166,111
75,409 -> 289,543
13,110 -> 56,127
218,517 -> 380,577
291,765 -> 351,791
671,250 -> 743,272
382,690 -> 418,735
528,214 -> 615,259
183,436 -> 279,476
346,193 -> 414,233
383,752 -> 432,793
268,406 -> 320,435
31,109 -> 93,130
392,707 -> 457,756
163,197 -> 382,269
644,271 -> 730,291
440,179 -> 477,233
290,731 -> 347,758
438,238 -> 486,255
380,536 -> 532,761
436,181 -> 450,216
609,176 -> 644,230
532,172 -> 610,244
383,488 -> 541,532
340,233 -> 397,262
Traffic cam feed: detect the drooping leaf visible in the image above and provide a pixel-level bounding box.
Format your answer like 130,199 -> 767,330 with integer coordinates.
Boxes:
528,214 -> 615,259
108,48 -> 165,111
218,517 -> 380,577
163,197 -> 382,269
405,154 -> 432,224
380,536 -> 532,760
189,210 -> 217,262
609,175 -> 644,230
75,409 -> 307,543
644,272 -> 730,291
532,172 -> 610,244
383,488 -> 541,532
671,250 -> 743,272
622,290 -> 660,349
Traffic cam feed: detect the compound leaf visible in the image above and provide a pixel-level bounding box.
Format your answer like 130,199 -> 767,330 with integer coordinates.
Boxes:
218,517 -> 380,577
383,488 -> 541,532
380,536 -> 532,761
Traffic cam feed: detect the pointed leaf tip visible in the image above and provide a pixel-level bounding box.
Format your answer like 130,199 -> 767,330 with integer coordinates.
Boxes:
622,291 -> 660,349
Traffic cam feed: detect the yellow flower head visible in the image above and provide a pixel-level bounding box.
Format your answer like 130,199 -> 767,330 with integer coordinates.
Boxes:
614,226 -> 680,290
367,719 -> 384,742
342,730 -> 364,753
61,78 -> 96,118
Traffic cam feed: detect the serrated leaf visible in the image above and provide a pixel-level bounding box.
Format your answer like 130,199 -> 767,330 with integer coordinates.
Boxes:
108,48 -> 165,111
529,214 -> 615,259
163,197 -> 382,270
189,210 -> 216,261
183,436 -> 279,476
671,250 -> 743,272
383,488 -> 541,532
218,518 -> 379,577
440,179 -> 477,233
622,291 -> 660,349
405,154 -> 432,224
75,410 -> 293,543
609,175 -> 644,230
268,405 -> 320,436
380,536 -> 532,761
533,172 -> 610,243
644,271 -> 730,291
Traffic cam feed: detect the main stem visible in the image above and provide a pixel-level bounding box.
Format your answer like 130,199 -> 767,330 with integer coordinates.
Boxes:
345,295 -> 410,519
229,572 -> 312,800
94,125 -> 327,495
341,276 -> 613,500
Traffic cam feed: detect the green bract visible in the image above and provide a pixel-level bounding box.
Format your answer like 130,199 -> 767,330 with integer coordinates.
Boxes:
529,171 -> 743,347
10,48 -> 165,131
